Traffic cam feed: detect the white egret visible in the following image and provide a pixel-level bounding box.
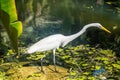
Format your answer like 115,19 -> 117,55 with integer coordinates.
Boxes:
27,23 -> 111,72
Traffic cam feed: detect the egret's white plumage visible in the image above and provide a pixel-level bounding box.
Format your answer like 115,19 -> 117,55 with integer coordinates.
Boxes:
27,23 -> 111,71
27,34 -> 65,53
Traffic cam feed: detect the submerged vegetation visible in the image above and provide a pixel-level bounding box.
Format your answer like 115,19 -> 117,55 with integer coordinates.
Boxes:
0,45 -> 120,79
0,0 -> 120,80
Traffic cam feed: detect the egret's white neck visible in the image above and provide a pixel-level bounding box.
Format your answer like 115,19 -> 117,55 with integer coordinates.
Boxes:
66,27 -> 86,41
67,23 -> 99,39
62,23 -> 98,47
67,24 -> 93,39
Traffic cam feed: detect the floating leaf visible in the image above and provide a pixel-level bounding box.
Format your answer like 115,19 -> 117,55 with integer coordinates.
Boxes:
103,61 -> 109,64
88,51 -> 93,54
70,72 -> 76,76
112,64 -> 120,69
83,72 -> 90,75
95,66 -> 101,70
95,57 -> 101,60
62,55 -> 71,59
88,77 -> 96,80
117,61 -> 120,64
101,57 -> 108,61
82,64 -> 88,67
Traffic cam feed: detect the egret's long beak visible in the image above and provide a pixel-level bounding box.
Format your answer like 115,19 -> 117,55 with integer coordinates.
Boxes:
101,26 -> 111,33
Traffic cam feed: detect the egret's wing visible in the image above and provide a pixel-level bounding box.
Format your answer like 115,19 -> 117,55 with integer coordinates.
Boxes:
27,34 -> 64,53
36,41 -> 61,52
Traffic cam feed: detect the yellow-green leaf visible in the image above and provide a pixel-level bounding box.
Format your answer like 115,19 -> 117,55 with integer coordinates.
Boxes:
70,72 -> 76,76
10,21 -> 22,37
82,64 -> 88,67
112,64 -> 120,69
95,66 -> 101,70
1,0 -> 23,52
1,0 -> 17,22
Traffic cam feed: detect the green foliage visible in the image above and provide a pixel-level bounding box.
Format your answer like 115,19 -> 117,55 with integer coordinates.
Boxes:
4,63 -> 23,80
57,45 -> 120,79
18,45 -> 120,79
0,45 -> 119,79
27,72 -> 41,79
27,52 -> 48,61
0,0 -> 22,53
0,71 -> 5,80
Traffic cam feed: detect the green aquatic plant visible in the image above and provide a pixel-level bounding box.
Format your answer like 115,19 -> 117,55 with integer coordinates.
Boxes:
1,0 -> 22,53
59,45 -> 120,79
0,71 -> 5,80
0,45 -> 119,79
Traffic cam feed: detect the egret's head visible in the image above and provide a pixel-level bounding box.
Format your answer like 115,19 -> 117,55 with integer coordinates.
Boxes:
90,23 -> 111,33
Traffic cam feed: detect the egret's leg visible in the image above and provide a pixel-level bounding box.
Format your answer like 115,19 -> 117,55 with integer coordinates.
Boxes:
40,57 -> 44,72
53,49 -> 57,71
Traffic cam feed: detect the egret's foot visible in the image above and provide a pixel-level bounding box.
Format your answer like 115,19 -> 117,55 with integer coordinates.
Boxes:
37,66 -> 45,74
54,70 -> 59,73
41,69 -> 45,74
40,67 -> 46,74
54,68 -> 59,73
54,66 -> 57,72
